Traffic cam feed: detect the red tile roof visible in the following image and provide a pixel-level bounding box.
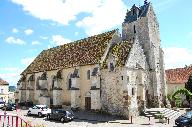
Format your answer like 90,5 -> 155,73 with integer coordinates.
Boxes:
166,66 -> 192,84
0,78 -> 9,85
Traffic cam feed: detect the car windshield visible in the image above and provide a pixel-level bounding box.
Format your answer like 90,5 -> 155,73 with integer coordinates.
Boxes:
182,112 -> 192,118
36,105 -> 48,109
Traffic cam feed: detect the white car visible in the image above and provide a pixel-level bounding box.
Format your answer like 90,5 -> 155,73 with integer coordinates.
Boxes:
27,105 -> 51,117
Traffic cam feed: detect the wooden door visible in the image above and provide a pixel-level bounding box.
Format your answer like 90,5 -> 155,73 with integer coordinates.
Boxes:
85,97 -> 91,110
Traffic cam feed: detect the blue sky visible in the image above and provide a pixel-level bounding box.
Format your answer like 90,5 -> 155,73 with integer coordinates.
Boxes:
0,0 -> 192,86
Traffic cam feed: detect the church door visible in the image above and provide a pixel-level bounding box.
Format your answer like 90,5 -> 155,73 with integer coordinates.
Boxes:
85,97 -> 91,110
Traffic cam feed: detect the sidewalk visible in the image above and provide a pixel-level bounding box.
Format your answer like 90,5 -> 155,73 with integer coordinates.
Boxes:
73,110 -> 176,126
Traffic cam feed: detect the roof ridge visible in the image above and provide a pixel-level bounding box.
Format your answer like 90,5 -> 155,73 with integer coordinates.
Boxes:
46,29 -> 117,51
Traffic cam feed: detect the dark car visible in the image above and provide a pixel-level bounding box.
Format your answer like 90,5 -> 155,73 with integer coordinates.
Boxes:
175,111 -> 192,127
2,103 -> 15,111
47,109 -> 74,122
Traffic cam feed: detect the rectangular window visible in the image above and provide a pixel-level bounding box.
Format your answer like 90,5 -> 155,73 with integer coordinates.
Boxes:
1,89 -> 3,94
132,88 -> 135,96
121,76 -> 123,80
69,79 -> 72,89
87,70 -> 90,80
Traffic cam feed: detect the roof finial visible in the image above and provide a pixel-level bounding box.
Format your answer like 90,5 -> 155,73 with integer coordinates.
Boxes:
144,0 -> 148,5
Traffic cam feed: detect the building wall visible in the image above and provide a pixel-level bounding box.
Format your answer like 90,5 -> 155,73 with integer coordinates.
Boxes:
167,83 -> 186,101
0,85 -> 9,102
167,83 -> 185,95
8,92 -> 15,103
20,64 -> 97,109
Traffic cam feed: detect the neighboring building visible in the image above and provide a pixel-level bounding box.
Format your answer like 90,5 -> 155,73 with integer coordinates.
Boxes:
166,66 -> 192,96
16,2 -> 167,118
8,92 -> 15,103
0,78 -> 9,102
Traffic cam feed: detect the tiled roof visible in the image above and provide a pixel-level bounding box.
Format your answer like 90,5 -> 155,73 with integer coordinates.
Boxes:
166,66 -> 192,84
21,30 -> 117,75
101,41 -> 133,69
0,78 -> 9,85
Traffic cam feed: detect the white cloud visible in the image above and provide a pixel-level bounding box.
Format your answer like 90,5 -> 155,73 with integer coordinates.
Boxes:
0,67 -> 22,86
40,36 -> 48,40
0,67 -> 19,71
12,28 -> 19,33
5,36 -> 26,45
11,0 -> 127,35
76,0 -> 127,35
24,29 -> 33,35
52,35 -> 71,45
21,57 -> 35,66
32,40 -> 41,45
11,0 -> 101,25
163,47 -> 192,69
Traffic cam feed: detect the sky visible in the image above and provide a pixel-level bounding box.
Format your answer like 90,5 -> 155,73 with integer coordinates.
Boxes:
0,0 -> 192,86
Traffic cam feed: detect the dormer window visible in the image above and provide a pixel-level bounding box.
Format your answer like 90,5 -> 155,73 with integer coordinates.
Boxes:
110,63 -> 114,71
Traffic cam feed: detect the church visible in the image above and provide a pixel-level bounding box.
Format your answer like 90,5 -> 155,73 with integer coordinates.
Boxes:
16,2 -> 167,118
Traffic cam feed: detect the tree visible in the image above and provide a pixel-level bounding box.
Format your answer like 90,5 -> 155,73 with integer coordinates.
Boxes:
9,86 -> 16,92
185,75 -> 192,101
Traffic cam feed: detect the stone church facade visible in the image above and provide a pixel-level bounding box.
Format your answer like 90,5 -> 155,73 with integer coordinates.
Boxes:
16,2 -> 167,118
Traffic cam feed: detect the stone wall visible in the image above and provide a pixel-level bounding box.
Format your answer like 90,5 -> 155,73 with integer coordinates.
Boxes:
101,68 -> 128,117
100,41 -> 149,117
91,90 -> 101,110
53,90 -> 63,105
71,90 -> 80,108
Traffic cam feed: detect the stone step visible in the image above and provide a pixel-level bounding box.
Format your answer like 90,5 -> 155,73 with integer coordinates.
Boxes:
145,108 -> 181,120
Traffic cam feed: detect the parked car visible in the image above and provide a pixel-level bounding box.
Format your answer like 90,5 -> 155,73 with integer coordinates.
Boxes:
10,103 -> 16,110
2,103 -> 15,111
0,102 -> 5,109
27,105 -> 51,117
47,109 -> 74,122
175,111 -> 192,126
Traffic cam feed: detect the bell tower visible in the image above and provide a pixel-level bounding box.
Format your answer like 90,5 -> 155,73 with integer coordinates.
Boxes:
122,1 -> 167,107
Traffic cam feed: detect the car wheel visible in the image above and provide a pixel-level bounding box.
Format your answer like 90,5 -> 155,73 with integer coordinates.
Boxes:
38,112 -> 42,117
47,115 -> 50,120
60,117 -> 65,122
27,111 -> 31,116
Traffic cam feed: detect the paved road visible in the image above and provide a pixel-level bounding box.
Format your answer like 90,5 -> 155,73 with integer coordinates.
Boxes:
0,109 -> 177,127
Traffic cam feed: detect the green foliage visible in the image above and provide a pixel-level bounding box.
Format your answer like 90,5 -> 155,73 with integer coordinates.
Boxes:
170,88 -> 192,107
172,88 -> 192,100
167,94 -> 172,102
186,75 -> 192,92
9,86 -> 16,92
155,113 -> 165,119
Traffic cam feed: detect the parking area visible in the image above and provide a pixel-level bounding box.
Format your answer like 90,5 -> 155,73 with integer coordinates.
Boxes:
0,109 -> 181,127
